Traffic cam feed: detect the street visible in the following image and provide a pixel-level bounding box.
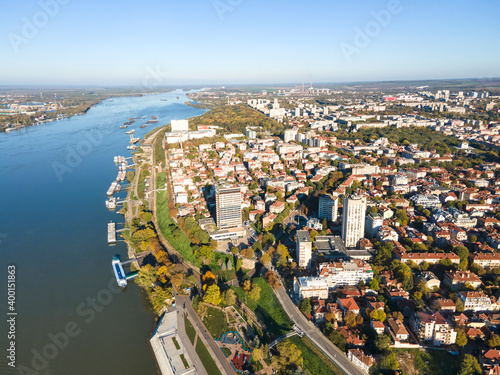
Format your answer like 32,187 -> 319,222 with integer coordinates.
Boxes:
175,294 -> 237,375
273,283 -> 365,375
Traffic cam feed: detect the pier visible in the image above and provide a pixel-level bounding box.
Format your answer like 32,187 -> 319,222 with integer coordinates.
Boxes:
108,222 -> 116,244
107,181 -> 118,196
112,255 -> 142,287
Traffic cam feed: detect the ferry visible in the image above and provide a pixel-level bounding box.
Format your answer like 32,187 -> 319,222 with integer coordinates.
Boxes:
112,257 -> 127,288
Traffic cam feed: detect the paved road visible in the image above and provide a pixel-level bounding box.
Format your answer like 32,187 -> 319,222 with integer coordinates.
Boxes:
176,307 -> 209,375
273,283 -> 365,375
176,294 -> 237,375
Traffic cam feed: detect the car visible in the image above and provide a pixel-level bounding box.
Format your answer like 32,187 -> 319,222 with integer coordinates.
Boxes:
244,221 -> 250,226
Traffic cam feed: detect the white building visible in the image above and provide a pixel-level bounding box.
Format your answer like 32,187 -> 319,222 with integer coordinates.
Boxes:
410,311 -> 457,346
341,195 -> 366,248
171,119 -> 189,132
318,260 -> 373,289
293,277 -> 329,300
365,213 -> 383,239
410,194 -> 441,209
318,194 -> 339,222
296,230 -> 312,268
459,291 -> 493,312
347,349 -> 373,373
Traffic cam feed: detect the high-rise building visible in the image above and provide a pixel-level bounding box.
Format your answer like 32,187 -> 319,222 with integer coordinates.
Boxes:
296,230 -> 312,268
341,195 -> 366,248
318,194 -> 338,222
215,185 -> 242,230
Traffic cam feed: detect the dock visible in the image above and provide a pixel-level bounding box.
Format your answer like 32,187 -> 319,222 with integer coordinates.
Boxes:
107,181 -> 118,196
112,257 -> 127,287
106,197 -> 116,209
108,222 -> 116,244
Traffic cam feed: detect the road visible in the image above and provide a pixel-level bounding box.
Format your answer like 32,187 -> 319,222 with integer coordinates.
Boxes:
273,282 -> 365,375
176,294 -> 237,375
176,307 -> 209,375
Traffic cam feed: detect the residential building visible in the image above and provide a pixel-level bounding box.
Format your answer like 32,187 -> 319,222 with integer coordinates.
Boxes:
215,184 -> 242,229
318,194 -> 339,222
296,230 -> 312,268
386,318 -> 409,342
459,291 -> 493,312
342,195 -> 367,248
410,311 -> 457,346
293,277 -> 329,300
443,270 -> 482,291
347,349 -> 374,373
318,260 -> 373,289
365,212 -> 383,239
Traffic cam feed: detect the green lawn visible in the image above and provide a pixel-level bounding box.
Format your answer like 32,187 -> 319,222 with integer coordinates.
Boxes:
203,306 -> 229,339
155,172 -> 201,267
172,336 -> 181,350
196,340 -> 223,375
288,336 -> 344,375
179,353 -> 189,369
184,315 -> 196,344
395,348 -> 460,375
234,277 -> 293,337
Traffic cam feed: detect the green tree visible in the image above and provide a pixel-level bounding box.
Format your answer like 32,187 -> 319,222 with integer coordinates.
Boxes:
458,354 -> 481,375
489,334 -> 500,348
298,298 -> 312,315
135,264 -> 158,290
375,334 -> 391,352
371,309 -> 386,322
369,278 -> 380,291
271,341 -> 303,374
203,284 -> 222,306
379,350 -> 399,371
224,289 -> 237,306
150,286 -> 173,313
456,330 -> 468,347
248,284 -> 261,301
231,246 -> 239,255
345,310 -> 357,329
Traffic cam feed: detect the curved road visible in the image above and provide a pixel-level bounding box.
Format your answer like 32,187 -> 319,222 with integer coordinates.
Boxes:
273,282 -> 365,375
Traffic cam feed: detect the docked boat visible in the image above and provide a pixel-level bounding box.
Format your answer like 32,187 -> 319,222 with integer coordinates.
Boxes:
112,257 -> 127,288
126,129 -> 135,135
120,125 -> 127,129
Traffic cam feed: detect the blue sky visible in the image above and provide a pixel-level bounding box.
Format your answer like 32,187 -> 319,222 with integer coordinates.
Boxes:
0,0 -> 499,85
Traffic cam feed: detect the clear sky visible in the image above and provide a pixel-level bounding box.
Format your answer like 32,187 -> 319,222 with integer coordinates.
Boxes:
1,0 -> 499,85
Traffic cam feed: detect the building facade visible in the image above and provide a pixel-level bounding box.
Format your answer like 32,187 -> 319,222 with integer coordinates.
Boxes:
296,230 -> 312,268
215,184 -> 242,230
318,194 -> 339,222
342,195 -> 367,248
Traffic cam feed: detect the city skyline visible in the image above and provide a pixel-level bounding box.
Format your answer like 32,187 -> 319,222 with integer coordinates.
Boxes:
1,0 -> 499,85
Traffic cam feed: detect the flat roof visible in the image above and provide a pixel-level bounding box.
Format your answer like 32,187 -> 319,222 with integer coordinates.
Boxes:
297,230 -> 311,242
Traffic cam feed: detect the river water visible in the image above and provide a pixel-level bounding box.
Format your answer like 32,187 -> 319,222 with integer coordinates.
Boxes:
0,90 -> 207,375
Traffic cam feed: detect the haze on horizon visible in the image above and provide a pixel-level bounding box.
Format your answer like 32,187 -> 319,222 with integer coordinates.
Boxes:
1,0 -> 499,86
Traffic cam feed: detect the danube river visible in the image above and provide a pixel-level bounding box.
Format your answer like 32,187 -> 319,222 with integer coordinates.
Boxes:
0,90 -> 207,374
